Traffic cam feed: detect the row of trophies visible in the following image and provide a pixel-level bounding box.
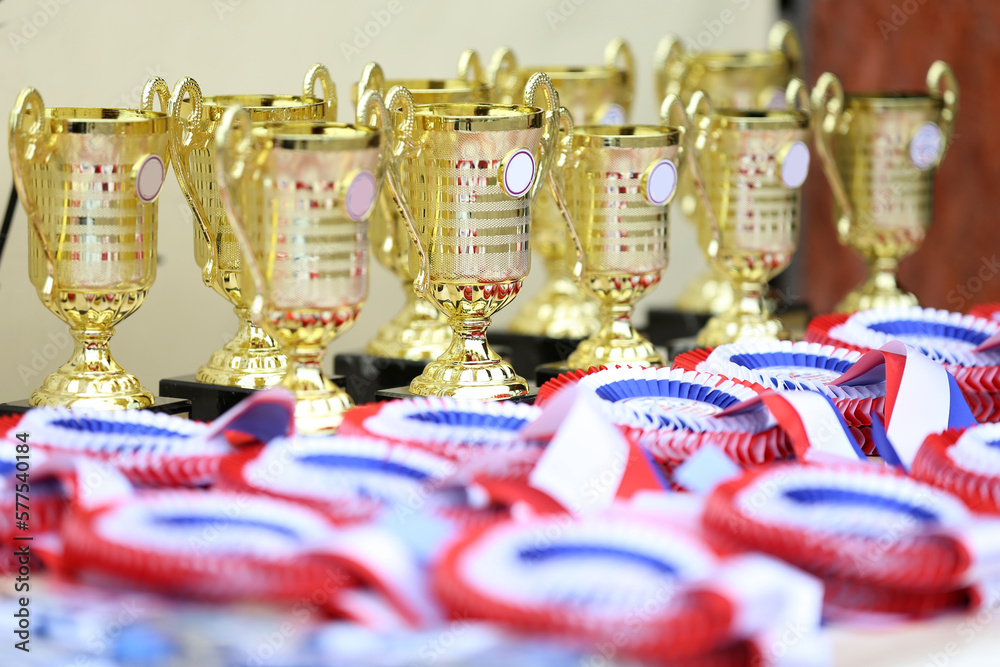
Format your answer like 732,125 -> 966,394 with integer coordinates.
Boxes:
6,21 -> 959,431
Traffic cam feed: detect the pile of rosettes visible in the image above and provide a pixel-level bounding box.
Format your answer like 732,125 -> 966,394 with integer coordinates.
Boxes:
9,302 -> 1000,665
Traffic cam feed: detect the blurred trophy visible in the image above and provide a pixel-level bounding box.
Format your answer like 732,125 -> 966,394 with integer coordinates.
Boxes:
168,64 -> 336,389
687,81 -> 812,347
558,96 -> 687,369
812,62 -> 958,312
216,102 -> 384,432
655,21 -> 800,317
492,39 -> 634,340
9,82 -> 170,409
353,51 -> 493,361
384,74 -> 568,400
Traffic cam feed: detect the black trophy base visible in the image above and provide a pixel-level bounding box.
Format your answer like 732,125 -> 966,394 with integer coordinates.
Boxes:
334,353 -> 431,406
0,396 -> 191,416
536,362 -> 571,388
159,374 -> 347,422
374,385 -> 538,404
646,309 -> 712,349
487,332 -> 583,379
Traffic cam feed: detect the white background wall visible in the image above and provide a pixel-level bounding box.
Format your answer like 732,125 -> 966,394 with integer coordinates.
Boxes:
0,0 -> 776,402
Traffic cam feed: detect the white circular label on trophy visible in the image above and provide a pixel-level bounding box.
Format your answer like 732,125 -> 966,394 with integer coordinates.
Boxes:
600,103 -> 627,125
345,170 -> 378,221
135,154 -> 166,203
499,148 -> 536,197
643,159 -> 678,206
909,121 -> 944,170
780,141 -> 810,189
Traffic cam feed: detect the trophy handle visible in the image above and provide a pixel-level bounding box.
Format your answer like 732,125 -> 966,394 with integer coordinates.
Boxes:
304,63 -> 337,120
456,49 -> 485,83
769,20 -> 802,78
168,76 -> 218,288
604,38 -> 635,114
785,78 -> 811,116
653,35 -> 686,105
215,105 -> 269,324
358,62 -> 386,97
685,90 -> 722,261
488,46 -> 519,104
140,77 -> 170,114
811,73 -> 852,225
660,93 -> 689,182
927,60 -> 959,161
358,86 -> 429,297
8,87 -> 56,304
524,72 -> 584,282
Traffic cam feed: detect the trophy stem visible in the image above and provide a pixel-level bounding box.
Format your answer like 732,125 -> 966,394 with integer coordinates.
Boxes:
365,282 -> 453,360
30,327 -> 154,409
195,307 -> 288,388
697,281 -> 787,347
281,348 -> 353,433
836,256 -> 918,313
509,253 -> 600,338
567,301 -> 664,369
409,316 -> 529,400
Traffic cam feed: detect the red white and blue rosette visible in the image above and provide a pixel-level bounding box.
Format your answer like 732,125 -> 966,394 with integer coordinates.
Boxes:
6,407 -> 229,487
912,423 -> 1000,514
340,397 -> 543,461
674,341 -> 886,454
806,307 -> 1000,400
535,366 -> 610,406
432,511 -> 736,660
704,463 -> 1000,591
572,366 -> 791,467
218,435 -> 456,524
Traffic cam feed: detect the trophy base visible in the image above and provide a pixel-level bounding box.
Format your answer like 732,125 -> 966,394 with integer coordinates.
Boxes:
159,373 -> 348,422
697,314 -> 789,348
836,288 -> 919,314
646,309 -> 713,347
487,331 -> 584,378
29,371 -> 156,411
675,272 -> 734,316
376,384 -> 538,404
194,316 -> 287,389
364,292 -> 453,362
333,353 -> 431,405
566,334 -> 665,370
0,396 -> 191,416
293,385 -> 354,433
408,357 -> 531,402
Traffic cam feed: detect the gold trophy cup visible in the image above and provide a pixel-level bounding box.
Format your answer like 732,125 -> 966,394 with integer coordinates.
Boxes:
169,64 -> 336,388
812,62 -> 958,312
353,51 -> 492,360
215,102 -> 384,432
687,81 -> 812,347
9,82 -> 171,409
557,96 -> 687,369
492,39 -> 634,339
386,74 -> 570,400
655,21 -> 801,316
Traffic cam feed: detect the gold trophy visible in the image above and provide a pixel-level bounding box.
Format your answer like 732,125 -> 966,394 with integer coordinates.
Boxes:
353,51 -> 492,360
168,64 -> 336,388
215,99 -> 385,432
386,74 -> 571,400
812,62 -> 958,312
655,21 -> 801,316
556,96 -> 687,369
687,81 -> 812,347
9,82 -> 171,409
491,40 -> 634,339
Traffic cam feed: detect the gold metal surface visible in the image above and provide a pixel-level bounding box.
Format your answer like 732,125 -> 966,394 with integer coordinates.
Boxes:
168,64 -> 335,388
494,40 -> 633,338
353,52 -> 494,360
812,62 -> 958,312
687,80 -> 812,347
556,98 -> 685,369
216,108 -> 384,432
656,21 -> 801,316
385,74 -> 569,399
10,83 -> 171,409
